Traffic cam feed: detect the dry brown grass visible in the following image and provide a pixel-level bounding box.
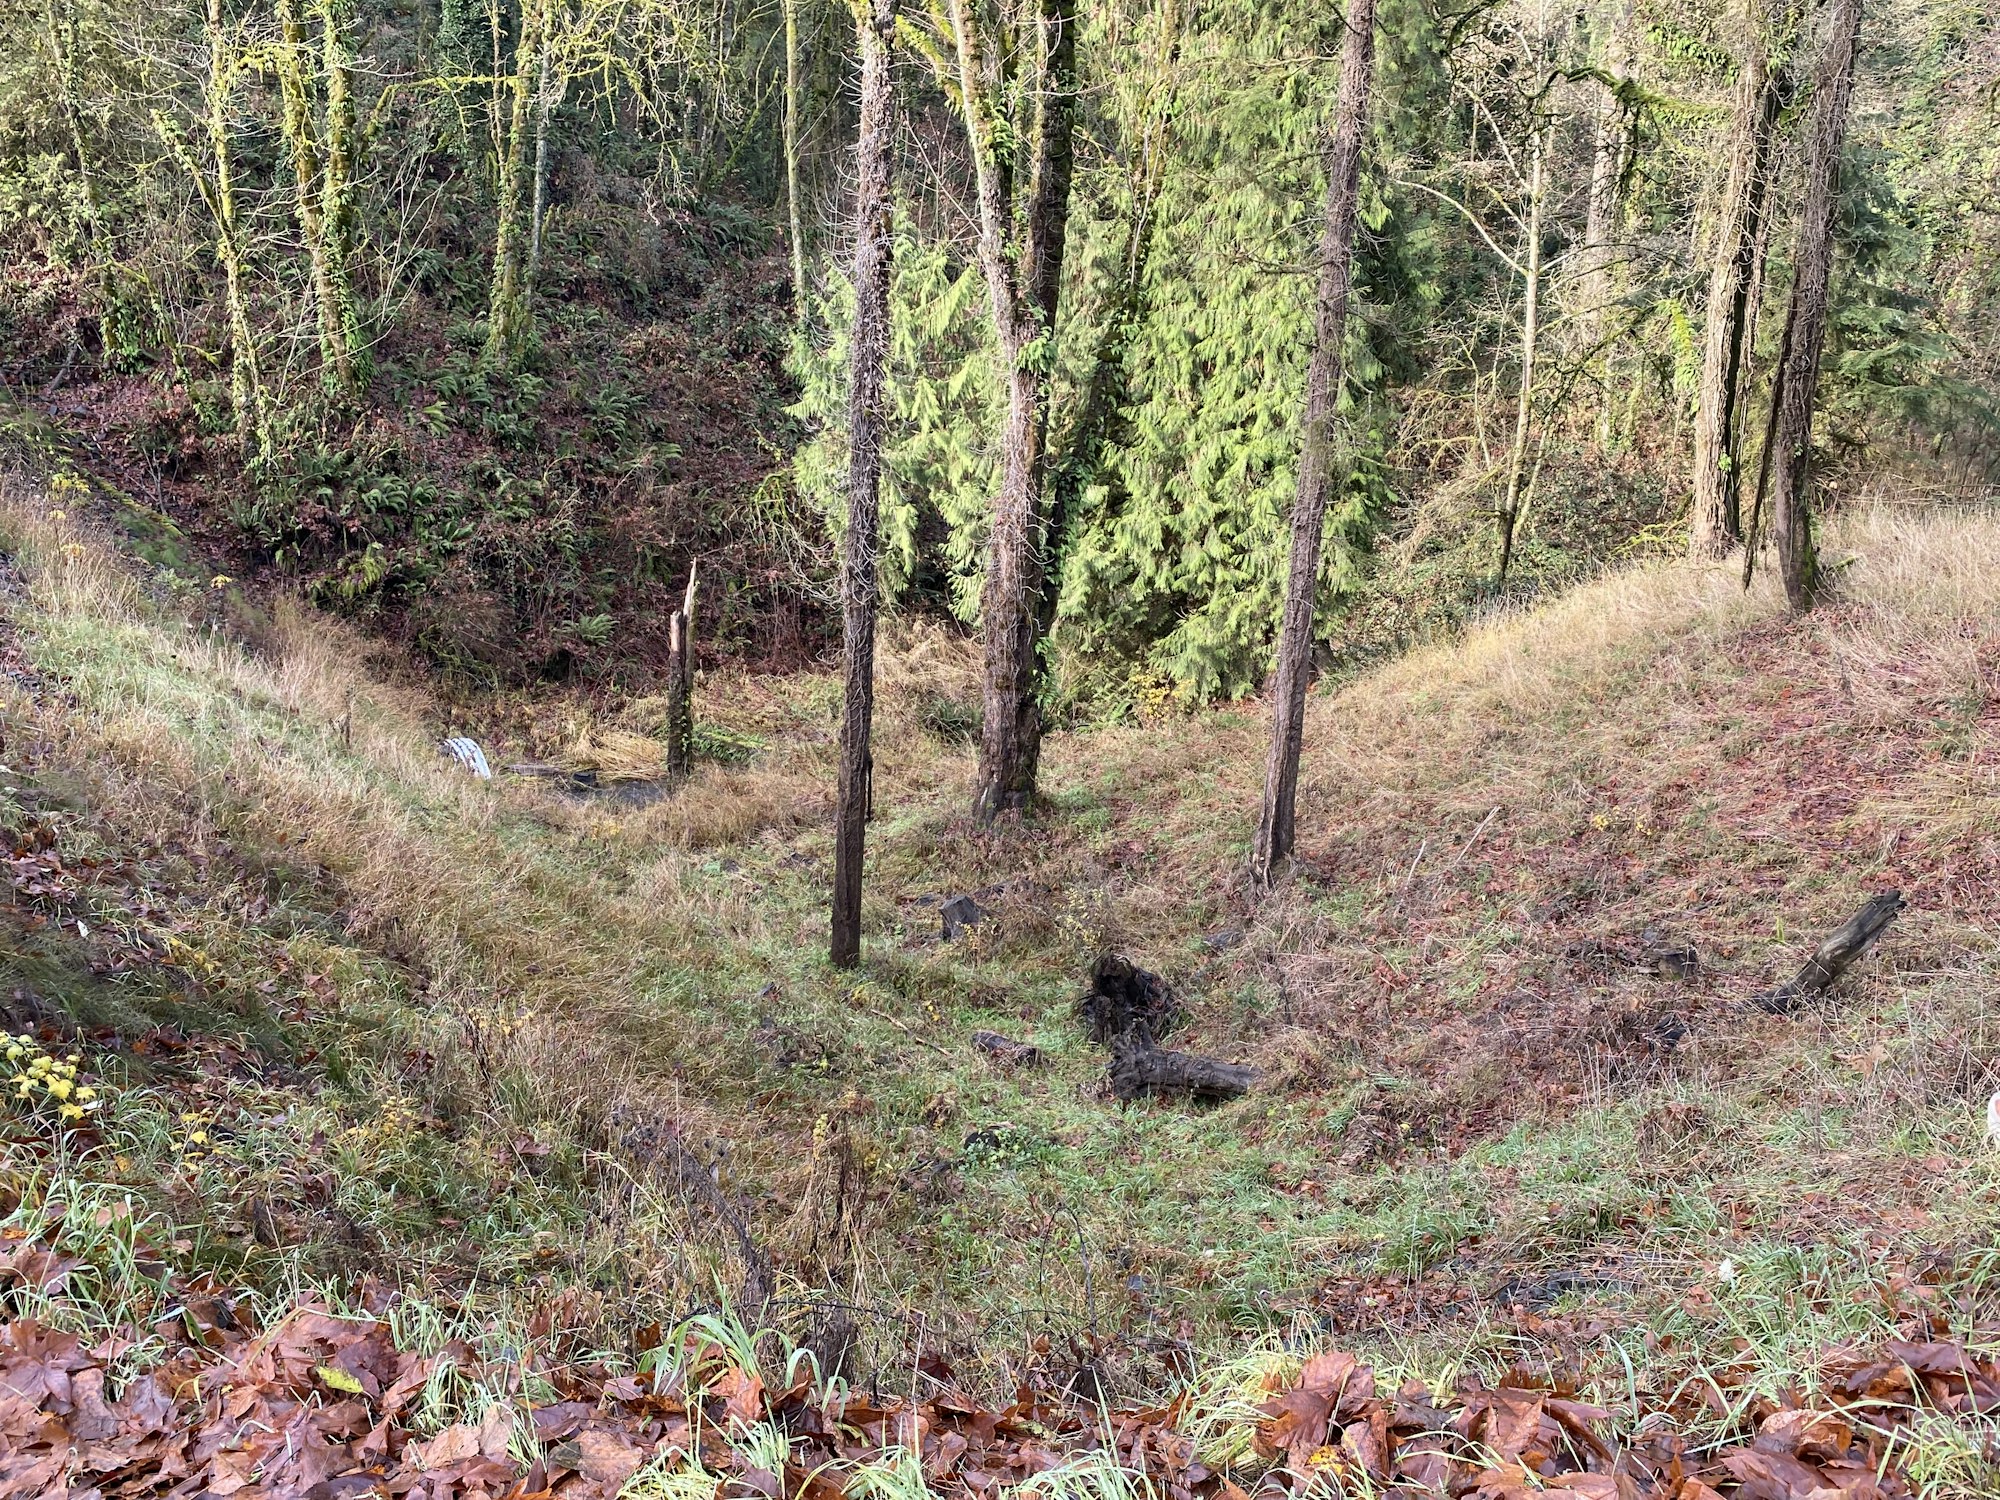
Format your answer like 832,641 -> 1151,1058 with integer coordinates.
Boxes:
1222,503 -> 2000,1205
0,481 -> 786,1262
9,465 -> 1999,1382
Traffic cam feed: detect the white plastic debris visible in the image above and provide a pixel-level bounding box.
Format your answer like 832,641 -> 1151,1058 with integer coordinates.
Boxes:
1987,1090 -> 2000,1149
440,736 -> 492,779
1715,1258 -> 1736,1285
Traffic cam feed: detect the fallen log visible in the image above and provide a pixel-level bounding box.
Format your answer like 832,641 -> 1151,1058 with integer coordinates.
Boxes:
971,1030 -> 1042,1068
1109,1042 -> 1256,1103
1755,890 -> 1904,1015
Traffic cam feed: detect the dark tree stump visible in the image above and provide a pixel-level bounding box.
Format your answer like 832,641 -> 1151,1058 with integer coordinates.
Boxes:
1755,890 -> 1904,1014
1081,954 -> 1182,1047
1109,1042 -> 1256,1103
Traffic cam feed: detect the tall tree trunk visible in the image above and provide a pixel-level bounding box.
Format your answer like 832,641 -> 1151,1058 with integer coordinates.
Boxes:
829,0 -> 898,969
1579,0 -> 1633,352
782,0 -> 808,312
1249,0 -> 1378,887
43,0 -> 106,292
949,0 -> 1080,821
527,11 -> 554,286
272,0 -> 335,373
270,0 -> 361,396
1691,0 -> 1787,557
317,0 -> 361,388
1496,125 -> 1546,586
484,0 -> 543,364
487,0 -> 504,182
199,0 -> 273,463
1766,0 -> 1861,611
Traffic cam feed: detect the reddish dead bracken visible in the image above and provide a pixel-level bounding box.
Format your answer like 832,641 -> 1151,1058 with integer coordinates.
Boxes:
3,1260 -> 1992,1500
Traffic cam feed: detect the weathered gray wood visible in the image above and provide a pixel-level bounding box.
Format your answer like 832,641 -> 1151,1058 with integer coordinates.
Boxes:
664,561 -> 699,776
972,1030 -> 1041,1068
1756,890 -> 1903,1013
940,894 -> 984,940
1109,1043 -> 1257,1103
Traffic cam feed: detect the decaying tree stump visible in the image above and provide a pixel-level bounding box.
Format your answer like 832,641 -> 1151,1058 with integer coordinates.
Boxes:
1081,953 -> 1254,1103
1109,1041 -> 1257,1103
1755,890 -> 1904,1014
664,561 -> 699,775
1081,953 -> 1182,1046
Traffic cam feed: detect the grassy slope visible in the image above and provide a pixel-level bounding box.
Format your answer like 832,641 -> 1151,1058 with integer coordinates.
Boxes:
3,470 -> 1999,1453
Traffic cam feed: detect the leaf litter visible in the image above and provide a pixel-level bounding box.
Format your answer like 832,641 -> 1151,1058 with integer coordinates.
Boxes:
4,1235 -> 1996,1500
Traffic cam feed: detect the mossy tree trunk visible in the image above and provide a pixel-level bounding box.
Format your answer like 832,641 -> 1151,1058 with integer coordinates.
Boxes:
485,0 -> 544,364
782,0 -> 808,314
316,0 -> 364,391
269,0 -> 363,398
528,7 -> 556,287
1692,0 -> 1789,559
42,0 -> 107,301
1495,124 -> 1545,588
1579,0 -> 1633,357
945,0 -> 1080,821
196,0 -> 274,463
1762,0 -> 1861,611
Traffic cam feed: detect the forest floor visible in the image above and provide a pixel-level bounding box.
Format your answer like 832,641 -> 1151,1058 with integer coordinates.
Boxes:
3,456 -> 2000,1495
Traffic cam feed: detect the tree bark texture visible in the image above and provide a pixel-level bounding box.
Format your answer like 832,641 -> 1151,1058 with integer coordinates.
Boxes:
199,0 -> 273,463
949,0 -> 1079,821
829,0 -> 898,969
1579,0 -> 1634,350
1766,0 -> 1861,611
664,562 -> 699,775
1249,0 -> 1378,886
528,16 -> 555,286
1755,890 -> 1902,1013
1496,125 -> 1545,586
1692,0 -> 1787,558
1109,1042 -> 1257,1103
43,0 -> 105,270
485,0 -> 544,365
269,0 -> 362,396
782,0 -> 808,311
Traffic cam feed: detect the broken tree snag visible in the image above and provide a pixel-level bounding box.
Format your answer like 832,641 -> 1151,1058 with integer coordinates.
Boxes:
664,561 -> 699,775
1081,953 -> 1183,1047
1755,890 -> 1905,1014
972,1030 -> 1042,1068
1109,1042 -> 1257,1103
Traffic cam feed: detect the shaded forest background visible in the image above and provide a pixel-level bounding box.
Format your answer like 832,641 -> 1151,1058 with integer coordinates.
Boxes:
1,0 -> 1995,709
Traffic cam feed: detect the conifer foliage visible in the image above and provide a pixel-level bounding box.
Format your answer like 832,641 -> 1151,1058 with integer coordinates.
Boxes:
1,0 -> 1996,810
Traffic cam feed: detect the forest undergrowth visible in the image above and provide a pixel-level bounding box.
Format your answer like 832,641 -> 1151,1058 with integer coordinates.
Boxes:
3,466 -> 2000,1494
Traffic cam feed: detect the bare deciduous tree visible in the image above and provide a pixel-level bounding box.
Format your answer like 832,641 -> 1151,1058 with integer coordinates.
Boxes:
1692,0 -> 1790,558
1251,0 -> 1379,886
829,0 -> 898,968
